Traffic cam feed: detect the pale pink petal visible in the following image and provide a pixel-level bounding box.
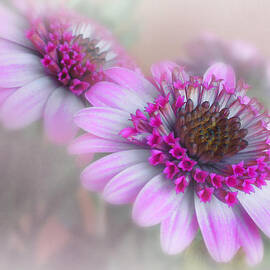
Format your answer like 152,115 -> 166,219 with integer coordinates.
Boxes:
235,206 -> 263,266
0,88 -> 17,107
105,67 -> 158,100
0,39 -> 31,54
12,0 -> 66,15
0,53 -> 43,88
85,81 -> 145,112
132,174 -> 184,227
69,133 -> 134,154
151,61 -> 181,83
237,184 -> 270,237
203,62 -> 236,90
103,162 -> 161,204
194,195 -> 238,262
231,40 -> 260,62
74,107 -> 130,142
160,189 -> 198,255
0,77 -> 57,129
43,87 -> 84,144
0,4 -> 32,48
81,149 -> 149,192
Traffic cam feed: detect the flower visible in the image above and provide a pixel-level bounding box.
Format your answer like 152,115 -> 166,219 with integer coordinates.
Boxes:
0,2 -> 136,144
181,32 -> 270,100
70,61 -> 270,265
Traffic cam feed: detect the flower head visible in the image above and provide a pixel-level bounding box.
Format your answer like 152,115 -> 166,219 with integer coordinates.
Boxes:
70,62 -> 269,265
0,2 -> 136,143
182,32 -> 270,99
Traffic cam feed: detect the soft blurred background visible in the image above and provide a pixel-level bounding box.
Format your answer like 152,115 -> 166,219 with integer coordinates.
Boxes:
1,0 -> 270,269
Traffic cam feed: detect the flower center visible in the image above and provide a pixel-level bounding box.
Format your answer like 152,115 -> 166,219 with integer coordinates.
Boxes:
27,18 -> 106,96
120,74 -> 270,207
175,99 -> 248,164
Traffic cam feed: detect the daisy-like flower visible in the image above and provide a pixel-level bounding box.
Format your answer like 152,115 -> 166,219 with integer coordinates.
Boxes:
0,2 -> 136,143
70,61 -> 270,265
181,33 -> 270,99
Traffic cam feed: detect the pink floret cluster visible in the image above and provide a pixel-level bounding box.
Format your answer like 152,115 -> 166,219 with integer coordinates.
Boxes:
27,18 -> 104,96
120,78 -> 270,207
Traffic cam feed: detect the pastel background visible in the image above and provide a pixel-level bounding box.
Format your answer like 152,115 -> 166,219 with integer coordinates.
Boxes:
1,0 -> 270,269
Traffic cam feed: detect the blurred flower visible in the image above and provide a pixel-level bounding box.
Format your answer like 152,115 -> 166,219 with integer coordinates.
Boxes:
70,61 -> 270,265
0,1 -> 136,144
181,33 -> 270,100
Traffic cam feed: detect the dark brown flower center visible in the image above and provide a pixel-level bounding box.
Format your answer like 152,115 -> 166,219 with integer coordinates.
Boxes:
175,99 -> 248,163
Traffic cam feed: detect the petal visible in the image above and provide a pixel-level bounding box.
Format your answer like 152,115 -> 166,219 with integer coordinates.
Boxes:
74,107 -> 130,142
0,4 -> 32,48
235,206 -> 263,266
0,53 -> 43,88
104,67 -> 158,100
151,61 -> 180,83
103,162 -> 161,204
69,133 -> 134,154
132,174 -> 184,227
0,88 -> 17,107
231,41 -> 260,62
81,149 -> 149,192
237,184 -> 270,237
85,81 -> 145,112
0,39 -> 32,54
0,77 -> 57,129
160,189 -> 198,255
43,87 -> 84,144
194,195 -> 238,262
203,62 -> 236,90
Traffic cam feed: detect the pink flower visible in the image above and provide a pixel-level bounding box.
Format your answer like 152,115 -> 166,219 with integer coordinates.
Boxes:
70,62 -> 269,265
0,2 -> 136,144
182,32 -> 270,98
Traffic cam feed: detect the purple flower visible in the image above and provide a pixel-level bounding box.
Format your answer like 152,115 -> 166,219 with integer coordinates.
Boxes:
70,62 -> 270,265
0,3 -> 136,144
